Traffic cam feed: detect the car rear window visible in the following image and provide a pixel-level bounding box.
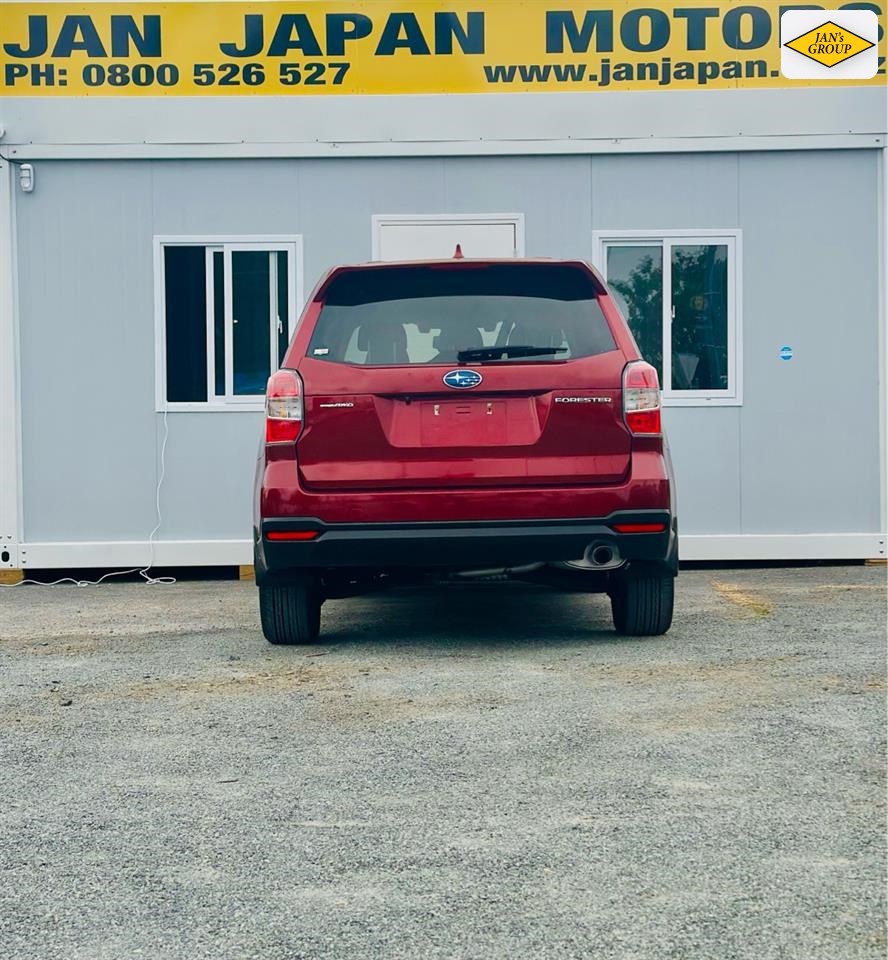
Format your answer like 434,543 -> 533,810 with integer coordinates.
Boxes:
307,264 -> 617,365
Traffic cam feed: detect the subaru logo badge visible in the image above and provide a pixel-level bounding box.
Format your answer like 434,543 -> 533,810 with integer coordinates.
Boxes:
443,369 -> 483,389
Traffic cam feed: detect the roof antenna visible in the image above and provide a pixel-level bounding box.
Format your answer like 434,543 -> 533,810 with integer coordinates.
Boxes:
453,243 -> 464,259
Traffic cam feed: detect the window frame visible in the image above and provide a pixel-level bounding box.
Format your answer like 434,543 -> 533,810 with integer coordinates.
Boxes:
154,234 -> 304,412
593,229 -> 742,407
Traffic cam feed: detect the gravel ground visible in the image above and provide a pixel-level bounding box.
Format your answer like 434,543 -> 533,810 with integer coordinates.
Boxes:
0,565 -> 885,960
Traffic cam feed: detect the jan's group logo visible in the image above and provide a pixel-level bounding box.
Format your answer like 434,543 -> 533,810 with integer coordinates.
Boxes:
780,10 -> 878,79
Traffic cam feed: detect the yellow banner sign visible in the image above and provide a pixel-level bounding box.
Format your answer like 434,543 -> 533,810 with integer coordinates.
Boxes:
0,1 -> 884,95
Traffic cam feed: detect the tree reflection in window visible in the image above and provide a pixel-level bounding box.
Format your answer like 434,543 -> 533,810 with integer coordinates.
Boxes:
606,245 -> 663,381
671,244 -> 728,391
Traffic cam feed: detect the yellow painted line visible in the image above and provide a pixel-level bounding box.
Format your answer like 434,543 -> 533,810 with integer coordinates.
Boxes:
712,580 -> 773,617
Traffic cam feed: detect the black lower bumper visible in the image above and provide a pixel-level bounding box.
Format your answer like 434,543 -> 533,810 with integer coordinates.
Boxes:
256,511 -> 677,582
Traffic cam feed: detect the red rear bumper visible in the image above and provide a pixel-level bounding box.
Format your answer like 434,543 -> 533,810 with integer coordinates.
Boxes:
260,450 -> 671,524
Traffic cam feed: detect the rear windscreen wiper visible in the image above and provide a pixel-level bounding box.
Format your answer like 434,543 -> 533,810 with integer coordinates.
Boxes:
456,345 -> 569,362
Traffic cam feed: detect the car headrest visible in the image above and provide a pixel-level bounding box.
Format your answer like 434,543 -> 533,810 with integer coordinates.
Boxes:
433,320 -> 484,355
360,322 -> 409,365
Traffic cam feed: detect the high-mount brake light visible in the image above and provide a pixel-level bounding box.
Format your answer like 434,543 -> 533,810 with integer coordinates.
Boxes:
622,361 -> 661,435
265,369 -> 304,443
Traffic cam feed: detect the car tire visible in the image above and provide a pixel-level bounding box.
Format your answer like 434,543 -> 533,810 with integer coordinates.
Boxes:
259,575 -> 322,645
610,574 -> 674,636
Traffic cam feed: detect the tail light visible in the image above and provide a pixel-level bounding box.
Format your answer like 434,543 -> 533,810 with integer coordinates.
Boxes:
622,361 -> 661,435
265,369 -> 304,443
612,522 -> 667,533
266,530 -> 318,541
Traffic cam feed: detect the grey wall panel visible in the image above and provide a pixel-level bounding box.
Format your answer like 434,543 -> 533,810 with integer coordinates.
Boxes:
150,159 -> 303,237
17,160 -> 278,544
296,157 -> 446,283
663,409 -> 742,535
736,150 -> 881,534
440,156 -> 593,260
155,413 -> 263,540
18,161 -> 159,541
591,152 -> 740,230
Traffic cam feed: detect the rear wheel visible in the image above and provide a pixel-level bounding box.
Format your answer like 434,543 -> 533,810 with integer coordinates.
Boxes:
610,574 -> 674,636
259,575 -> 322,645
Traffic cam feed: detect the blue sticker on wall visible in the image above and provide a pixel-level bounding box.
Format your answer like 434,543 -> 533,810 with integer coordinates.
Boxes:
779,345 -> 793,361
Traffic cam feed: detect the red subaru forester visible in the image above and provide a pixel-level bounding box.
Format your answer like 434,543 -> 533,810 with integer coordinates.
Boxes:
254,258 -> 677,644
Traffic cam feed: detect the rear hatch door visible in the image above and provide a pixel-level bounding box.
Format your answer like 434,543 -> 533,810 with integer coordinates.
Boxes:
295,262 -> 630,490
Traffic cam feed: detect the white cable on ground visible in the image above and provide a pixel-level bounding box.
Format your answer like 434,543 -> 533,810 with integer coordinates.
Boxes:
2,410 -> 176,588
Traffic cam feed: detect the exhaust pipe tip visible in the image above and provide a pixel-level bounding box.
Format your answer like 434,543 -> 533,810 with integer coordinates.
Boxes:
579,541 -> 621,569
590,544 -> 615,566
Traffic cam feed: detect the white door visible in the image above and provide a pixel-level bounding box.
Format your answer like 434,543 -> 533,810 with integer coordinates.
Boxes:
373,215 -> 524,261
